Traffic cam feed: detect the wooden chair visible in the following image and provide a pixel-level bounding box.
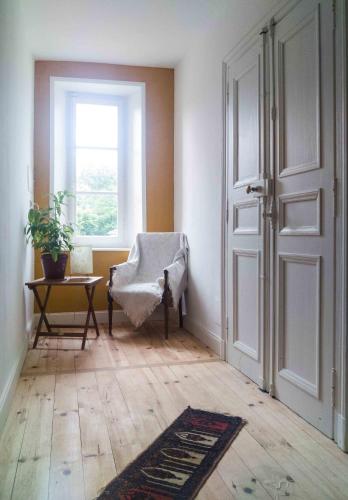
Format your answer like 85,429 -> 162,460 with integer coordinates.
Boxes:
107,266 -> 183,339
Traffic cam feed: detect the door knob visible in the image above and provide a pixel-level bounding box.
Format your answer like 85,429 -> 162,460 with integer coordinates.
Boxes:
246,185 -> 260,194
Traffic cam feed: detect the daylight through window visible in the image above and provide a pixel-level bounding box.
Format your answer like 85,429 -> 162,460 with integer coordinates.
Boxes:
73,100 -> 119,237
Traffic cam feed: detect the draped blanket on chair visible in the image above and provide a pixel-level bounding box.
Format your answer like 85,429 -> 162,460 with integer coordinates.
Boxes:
110,232 -> 188,327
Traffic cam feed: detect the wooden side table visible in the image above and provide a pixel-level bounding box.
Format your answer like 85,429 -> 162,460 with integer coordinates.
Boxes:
25,276 -> 103,350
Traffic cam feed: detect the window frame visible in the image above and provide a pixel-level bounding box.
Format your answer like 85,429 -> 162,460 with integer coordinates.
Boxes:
67,92 -> 127,248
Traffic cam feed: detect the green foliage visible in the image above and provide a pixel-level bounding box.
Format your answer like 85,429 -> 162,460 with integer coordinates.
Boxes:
78,164 -> 117,192
77,194 -> 118,236
25,191 -> 74,262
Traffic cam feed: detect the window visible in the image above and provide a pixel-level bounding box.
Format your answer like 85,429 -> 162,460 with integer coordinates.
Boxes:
70,95 -> 123,243
51,78 -> 145,248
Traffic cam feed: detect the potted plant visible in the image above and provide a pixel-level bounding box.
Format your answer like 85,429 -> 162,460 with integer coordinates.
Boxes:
25,191 -> 74,280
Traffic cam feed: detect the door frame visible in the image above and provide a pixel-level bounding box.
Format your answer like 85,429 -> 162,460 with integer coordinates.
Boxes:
334,0 -> 348,452
221,0 -> 348,450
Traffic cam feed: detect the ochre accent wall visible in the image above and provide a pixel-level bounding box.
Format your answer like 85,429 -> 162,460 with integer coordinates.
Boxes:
34,61 -> 174,312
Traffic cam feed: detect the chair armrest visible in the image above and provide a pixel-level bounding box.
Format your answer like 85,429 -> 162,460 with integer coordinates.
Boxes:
109,261 -> 137,290
162,269 -> 172,304
109,265 -> 117,288
164,269 -> 169,289
162,256 -> 187,307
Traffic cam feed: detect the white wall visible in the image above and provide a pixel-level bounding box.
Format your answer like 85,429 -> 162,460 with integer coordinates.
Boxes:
0,0 -> 34,428
174,0 -> 278,353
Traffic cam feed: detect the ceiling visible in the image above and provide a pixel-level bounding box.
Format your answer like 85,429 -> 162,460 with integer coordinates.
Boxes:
23,0 -> 273,68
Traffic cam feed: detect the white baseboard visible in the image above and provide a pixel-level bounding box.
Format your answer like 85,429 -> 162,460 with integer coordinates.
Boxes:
335,411 -> 348,452
26,318 -> 34,337
184,316 -> 223,357
0,338 -> 28,434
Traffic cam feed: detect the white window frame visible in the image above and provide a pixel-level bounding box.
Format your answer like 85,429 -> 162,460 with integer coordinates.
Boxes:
50,76 -> 147,249
67,92 -> 127,248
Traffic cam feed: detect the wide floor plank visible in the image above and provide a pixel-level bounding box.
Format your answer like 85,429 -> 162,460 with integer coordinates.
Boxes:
49,373 -> 84,500
0,323 -> 347,499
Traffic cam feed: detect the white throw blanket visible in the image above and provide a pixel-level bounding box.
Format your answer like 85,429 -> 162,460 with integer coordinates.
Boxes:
110,232 -> 188,327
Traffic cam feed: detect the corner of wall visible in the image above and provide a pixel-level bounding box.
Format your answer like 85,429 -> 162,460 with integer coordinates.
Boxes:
184,315 -> 224,358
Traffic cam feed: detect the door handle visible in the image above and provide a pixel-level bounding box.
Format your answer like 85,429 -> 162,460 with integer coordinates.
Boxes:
246,185 -> 261,194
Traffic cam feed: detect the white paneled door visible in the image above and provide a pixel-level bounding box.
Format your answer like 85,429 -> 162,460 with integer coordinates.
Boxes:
226,0 -> 335,436
226,31 -> 268,388
272,0 -> 335,437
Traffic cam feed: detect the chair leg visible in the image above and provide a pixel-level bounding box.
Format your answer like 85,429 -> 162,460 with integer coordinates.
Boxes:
179,297 -> 183,329
164,301 -> 169,340
108,291 -> 113,336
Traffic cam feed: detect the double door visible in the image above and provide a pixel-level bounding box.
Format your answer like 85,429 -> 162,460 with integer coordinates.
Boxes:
226,0 -> 335,436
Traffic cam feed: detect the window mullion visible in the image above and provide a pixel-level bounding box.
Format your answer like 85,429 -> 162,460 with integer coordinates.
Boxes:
75,146 -> 118,151
76,191 -> 118,195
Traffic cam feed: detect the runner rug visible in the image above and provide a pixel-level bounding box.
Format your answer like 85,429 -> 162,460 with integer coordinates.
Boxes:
97,406 -> 246,499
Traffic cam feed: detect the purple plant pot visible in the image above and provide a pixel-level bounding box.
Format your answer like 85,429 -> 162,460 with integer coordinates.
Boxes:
41,253 -> 68,280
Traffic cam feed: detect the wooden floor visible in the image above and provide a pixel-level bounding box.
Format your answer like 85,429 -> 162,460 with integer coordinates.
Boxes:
1,323 -> 348,500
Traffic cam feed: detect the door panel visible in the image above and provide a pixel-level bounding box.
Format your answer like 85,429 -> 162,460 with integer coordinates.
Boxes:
278,189 -> 321,236
273,0 -> 334,436
233,249 -> 260,360
227,34 -> 268,387
278,9 -> 320,175
233,199 -> 260,234
234,63 -> 260,185
278,253 -> 321,398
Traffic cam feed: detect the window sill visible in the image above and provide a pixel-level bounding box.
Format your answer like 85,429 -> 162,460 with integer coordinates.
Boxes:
92,247 -> 131,252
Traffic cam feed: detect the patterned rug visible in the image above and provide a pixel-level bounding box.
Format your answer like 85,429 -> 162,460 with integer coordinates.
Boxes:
97,407 -> 246,499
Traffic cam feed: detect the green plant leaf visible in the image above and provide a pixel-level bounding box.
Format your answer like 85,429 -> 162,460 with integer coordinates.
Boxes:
25,191 -> 74,258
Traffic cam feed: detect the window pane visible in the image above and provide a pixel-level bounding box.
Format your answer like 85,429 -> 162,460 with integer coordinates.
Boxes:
75,103 -> 118,148
76,194 -> 118,236
76,149 -> 117,192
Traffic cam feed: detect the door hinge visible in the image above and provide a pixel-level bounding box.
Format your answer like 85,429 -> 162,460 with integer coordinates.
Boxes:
271,106 -> 277,122
226,200 -> 229,224
226,82 -> 230,105
331,368 -> 336,408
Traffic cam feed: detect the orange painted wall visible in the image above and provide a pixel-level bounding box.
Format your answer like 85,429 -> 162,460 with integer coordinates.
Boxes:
34,61 -> 174,312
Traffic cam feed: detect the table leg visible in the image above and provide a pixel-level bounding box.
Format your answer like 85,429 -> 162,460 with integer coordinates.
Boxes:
32,286 -> 51,348
89,287 -> 100,337
33,286 -> 52,333
82,286 -> 98,349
